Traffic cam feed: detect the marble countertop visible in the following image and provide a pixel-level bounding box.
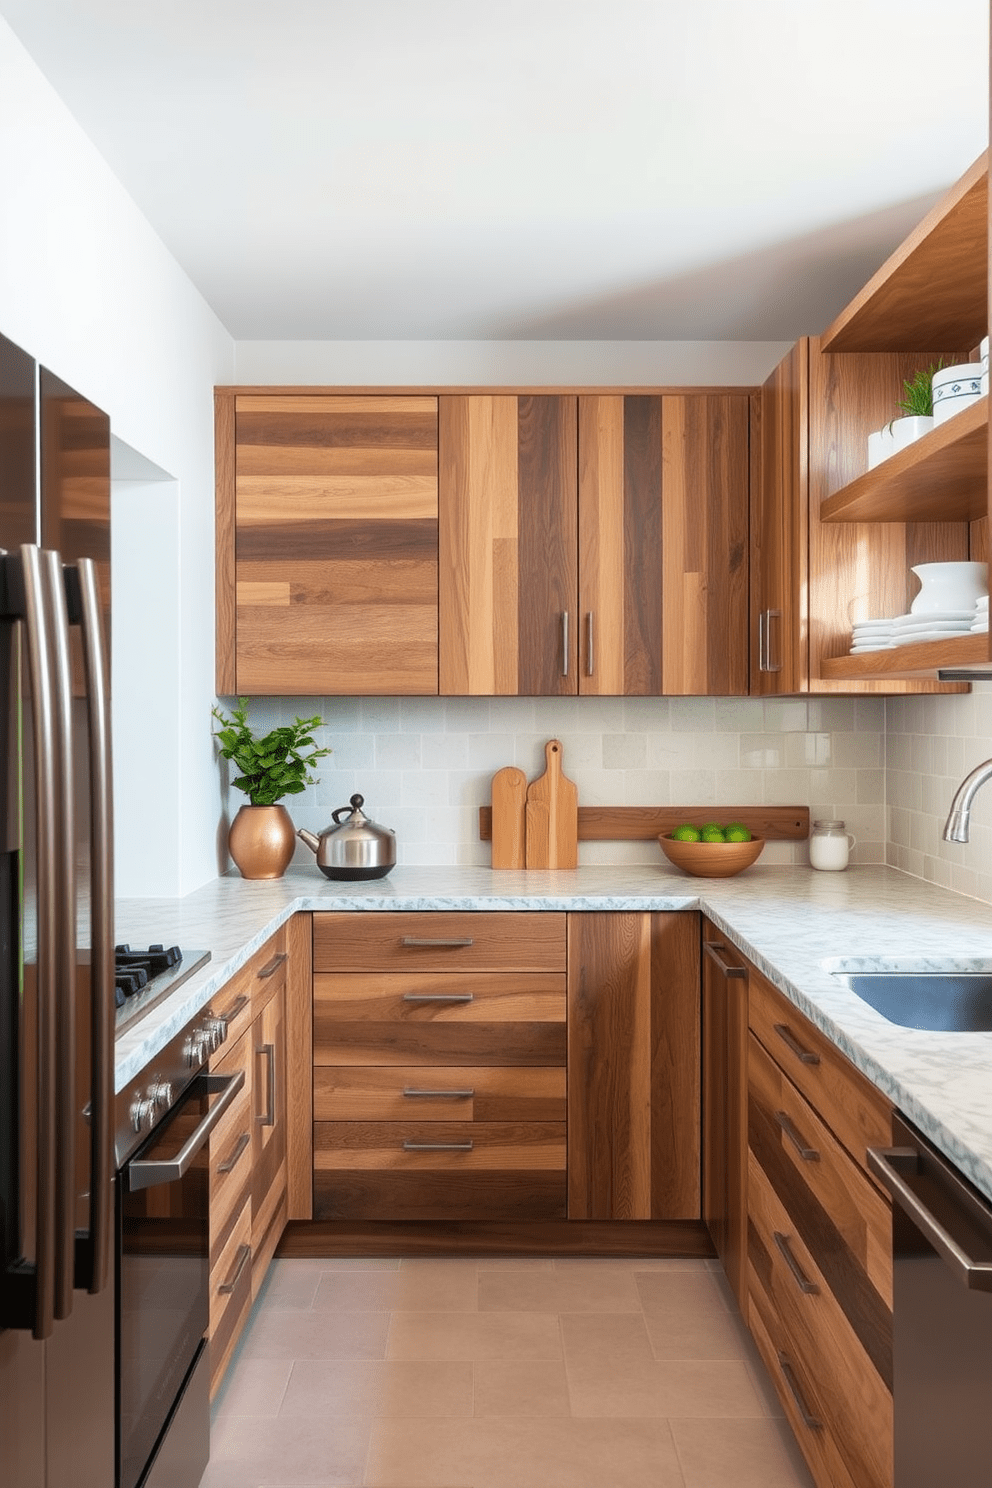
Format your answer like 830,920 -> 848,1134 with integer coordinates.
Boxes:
116,863 -> 992,1203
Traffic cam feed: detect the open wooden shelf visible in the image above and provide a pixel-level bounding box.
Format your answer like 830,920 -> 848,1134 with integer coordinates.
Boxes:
820,631 -> 989,680
821,152 -> 988,354
820,397 -> 988,523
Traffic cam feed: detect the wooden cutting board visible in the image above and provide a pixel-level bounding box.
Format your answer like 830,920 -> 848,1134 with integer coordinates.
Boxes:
525,740 -> 578,869
490,766 -> 527,868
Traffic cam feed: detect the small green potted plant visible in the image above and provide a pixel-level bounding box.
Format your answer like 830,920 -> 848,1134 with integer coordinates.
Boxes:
868,362 -> 941,468
212,697 -> 331,879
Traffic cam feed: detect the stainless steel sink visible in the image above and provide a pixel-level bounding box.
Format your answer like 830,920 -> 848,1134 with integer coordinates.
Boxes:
828,964 -> 992,1031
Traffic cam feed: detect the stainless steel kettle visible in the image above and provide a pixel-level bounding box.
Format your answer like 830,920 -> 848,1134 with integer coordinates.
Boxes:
297,794 -> 396,880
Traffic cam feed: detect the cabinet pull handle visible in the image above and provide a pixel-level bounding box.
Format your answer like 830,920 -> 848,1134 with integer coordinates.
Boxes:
586,611 -> 594,676
217,1131 -> 251,1174
402,1141 -> 474,1152
258,1043 -> 276,1127
703,941 -> 747,979
219,993 -> 249,1026
403,1088 -> 475,1099
561,611 -> 569,676
401,936 -> 474,948
775,1110 -> 820,1162
773,1231 -> 819,1294
758,608 -> 768,672
257,951 -> 288,980
776,1352 -> 821,1429
402,993 -> 474,1004
766,608 -> 783,673
773,1022 -> 820,1065
218,1243 -> 251,1295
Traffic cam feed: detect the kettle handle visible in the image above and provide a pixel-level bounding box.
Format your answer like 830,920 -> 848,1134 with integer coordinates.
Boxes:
332,793 -> 364,824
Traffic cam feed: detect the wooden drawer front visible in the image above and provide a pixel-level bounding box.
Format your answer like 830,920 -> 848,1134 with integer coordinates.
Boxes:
314,1066 -> 566,1122
748,966 -> 892,1179
313,912 -> 566,972
748,1033 -> 892,1314
747,1277 -> 859,1488
209,1030 -> 253,1265
209,923 -> 288,1046
748,1154 -> 892,1488
209,1198 -> 253,1398
313,973 -> 566,1066
314,1121 -> 566,1221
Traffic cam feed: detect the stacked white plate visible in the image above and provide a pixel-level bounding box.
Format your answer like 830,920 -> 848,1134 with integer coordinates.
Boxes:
850,618 -> 895,653
972,595 -> 989,635
889,610 -> 976,646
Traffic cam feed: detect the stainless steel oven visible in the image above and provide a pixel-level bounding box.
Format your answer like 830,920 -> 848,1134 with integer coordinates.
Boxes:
116,1014 -> 240,1488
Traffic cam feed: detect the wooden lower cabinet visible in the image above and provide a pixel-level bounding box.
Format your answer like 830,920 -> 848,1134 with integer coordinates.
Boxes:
700,920 -> 748,1308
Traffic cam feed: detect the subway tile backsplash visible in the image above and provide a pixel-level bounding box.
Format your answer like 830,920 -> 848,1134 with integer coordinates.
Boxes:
223,695 -> 887,871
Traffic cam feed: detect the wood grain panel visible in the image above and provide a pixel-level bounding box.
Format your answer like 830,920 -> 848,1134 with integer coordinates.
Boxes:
662,395 -> 749,695
516,396 -> 579,693
313,1066 -> 566,1122
209,1030 -> 253,1267
285,913 -> 313,1220
313,911 -> 566,972
751,342 -> 808,694
568,912 -> 699,1221
313,1171 -> 567,1223
701,923 -> 748,1310
278,1217 -> 714,1257
236,396 -> 439,415
479,804 -> 810,842
315,1121 -> 565,1169
232,394 -> 438,695
209,1198 -> 252,1398
216,390 -> 237,693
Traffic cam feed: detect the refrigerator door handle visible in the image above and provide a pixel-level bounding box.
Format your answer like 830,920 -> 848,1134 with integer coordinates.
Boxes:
42,549 -> 76,1324
67,560 -> 114,1296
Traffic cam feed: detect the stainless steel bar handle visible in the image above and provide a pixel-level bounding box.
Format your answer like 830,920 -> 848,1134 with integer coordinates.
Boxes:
401,936 -> 474,948
128,1070 -> 245,1191
586,612 -> 594,677
218,1244 -> 251,1295
776,1352 -> 822,1429
758,609 -> 768,672
44,550 -> 76,1323
561,611 -> 569,676
773,1022 -> 820,1065
259,1043 -> 276,1127
257,951 -> 287,980
402,993 -> 474,1004
773,1231 -> 820,1294
866,1145 -> 992,1291
217,1131 -> 251,1174
21,546 -> 58,1340
766,609 -> 783,672
220,992 -> 249,1025
403,1088 -> 475,1099
403,1141 -> 474,1152
73,559 -> 114,1298
775,1110 -> 820,1162
703,941 -> 747,979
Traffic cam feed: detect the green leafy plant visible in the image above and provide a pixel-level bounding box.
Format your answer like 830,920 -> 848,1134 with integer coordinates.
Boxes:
894,360 -> 944,421
212,697 -> 331,806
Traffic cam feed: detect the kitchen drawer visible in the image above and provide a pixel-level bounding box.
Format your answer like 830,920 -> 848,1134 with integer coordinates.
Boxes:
209,923 -> 289,1046
209,1197 -> 253,1398
313,912 -> 566,972
748,1152 -> 892,1488
314,1065 -> 567,1122
313,1120 -> 566,1221
313,972 -> 566,1066
748,1032 -> 892,1312
748,965 -> 891,1180
208,1029 -> 253,1267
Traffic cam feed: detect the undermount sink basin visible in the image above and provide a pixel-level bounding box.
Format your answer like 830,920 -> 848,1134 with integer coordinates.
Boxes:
827,960 -> 992,1031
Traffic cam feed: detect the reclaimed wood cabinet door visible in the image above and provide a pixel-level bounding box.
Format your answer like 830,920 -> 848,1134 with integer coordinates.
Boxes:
218,393 -> 439,694
567,912 -> 700,1220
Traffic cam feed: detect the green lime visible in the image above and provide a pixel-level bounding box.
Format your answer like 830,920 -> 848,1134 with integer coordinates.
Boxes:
700,821 -> 723,834
671,824 -> 702,842
725,825 -> 752,842
701,827 -> 726,843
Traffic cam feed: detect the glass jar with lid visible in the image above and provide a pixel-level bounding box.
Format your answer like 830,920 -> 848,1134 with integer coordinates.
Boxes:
809,819 -> 857,872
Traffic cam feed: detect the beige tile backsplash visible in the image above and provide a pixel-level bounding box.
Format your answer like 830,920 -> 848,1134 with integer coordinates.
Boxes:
228,695 -> 887,870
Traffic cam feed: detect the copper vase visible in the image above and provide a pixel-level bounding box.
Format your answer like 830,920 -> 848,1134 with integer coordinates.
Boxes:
227,804 -> 296,880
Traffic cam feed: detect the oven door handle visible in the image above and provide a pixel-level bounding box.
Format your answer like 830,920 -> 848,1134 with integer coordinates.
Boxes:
127,1071 -> 245,1192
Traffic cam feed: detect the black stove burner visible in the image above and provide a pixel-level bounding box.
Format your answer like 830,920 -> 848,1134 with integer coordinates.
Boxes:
114,943 -> 183,1008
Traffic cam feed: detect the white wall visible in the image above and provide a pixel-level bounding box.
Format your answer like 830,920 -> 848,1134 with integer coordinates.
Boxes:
0,18 -> 235,896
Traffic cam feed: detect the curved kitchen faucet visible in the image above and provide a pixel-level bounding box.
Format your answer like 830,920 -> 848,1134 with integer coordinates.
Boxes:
943,758 -> 992,842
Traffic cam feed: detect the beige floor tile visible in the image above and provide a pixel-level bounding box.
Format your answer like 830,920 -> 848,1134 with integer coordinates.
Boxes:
313,1268 -> 478,1314
365,1417 -> 685,1488
671,1414 -> 815,1487
566,1354 -> 767,1417
205,1414 -> 372,1487
478,1267 -> 640,1313
212,1357 -> 293,1418
473,1359 -> 571,1417
475,1257 -> 556,1271
239,1307 -> 391,1361
386,1310 -> 562,1361
559,1312 -> 654,1365
256,1264 -> 324,1311
644,1303 -> 752,1360
636,1269 -> 731,1315
279,1360 -> 473,1418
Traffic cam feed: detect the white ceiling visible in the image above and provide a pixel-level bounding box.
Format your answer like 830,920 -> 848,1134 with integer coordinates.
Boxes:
1,0 -> 988,341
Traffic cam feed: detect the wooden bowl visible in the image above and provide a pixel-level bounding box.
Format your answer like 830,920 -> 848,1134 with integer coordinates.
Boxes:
658,833 -> 765,878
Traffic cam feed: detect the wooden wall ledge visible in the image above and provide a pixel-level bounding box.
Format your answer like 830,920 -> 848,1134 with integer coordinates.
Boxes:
479,805 -> 810,843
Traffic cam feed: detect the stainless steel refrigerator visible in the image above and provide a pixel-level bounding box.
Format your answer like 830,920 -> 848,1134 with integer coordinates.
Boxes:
0,331 -> 115,1488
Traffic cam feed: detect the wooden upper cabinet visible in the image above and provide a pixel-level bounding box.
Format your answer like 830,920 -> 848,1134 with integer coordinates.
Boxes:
440,391 -> 749,696
218,394 -> 439,695
751,343 -> 808,695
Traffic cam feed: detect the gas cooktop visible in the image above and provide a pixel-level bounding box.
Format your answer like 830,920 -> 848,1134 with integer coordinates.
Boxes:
114,944 -> 211,1034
